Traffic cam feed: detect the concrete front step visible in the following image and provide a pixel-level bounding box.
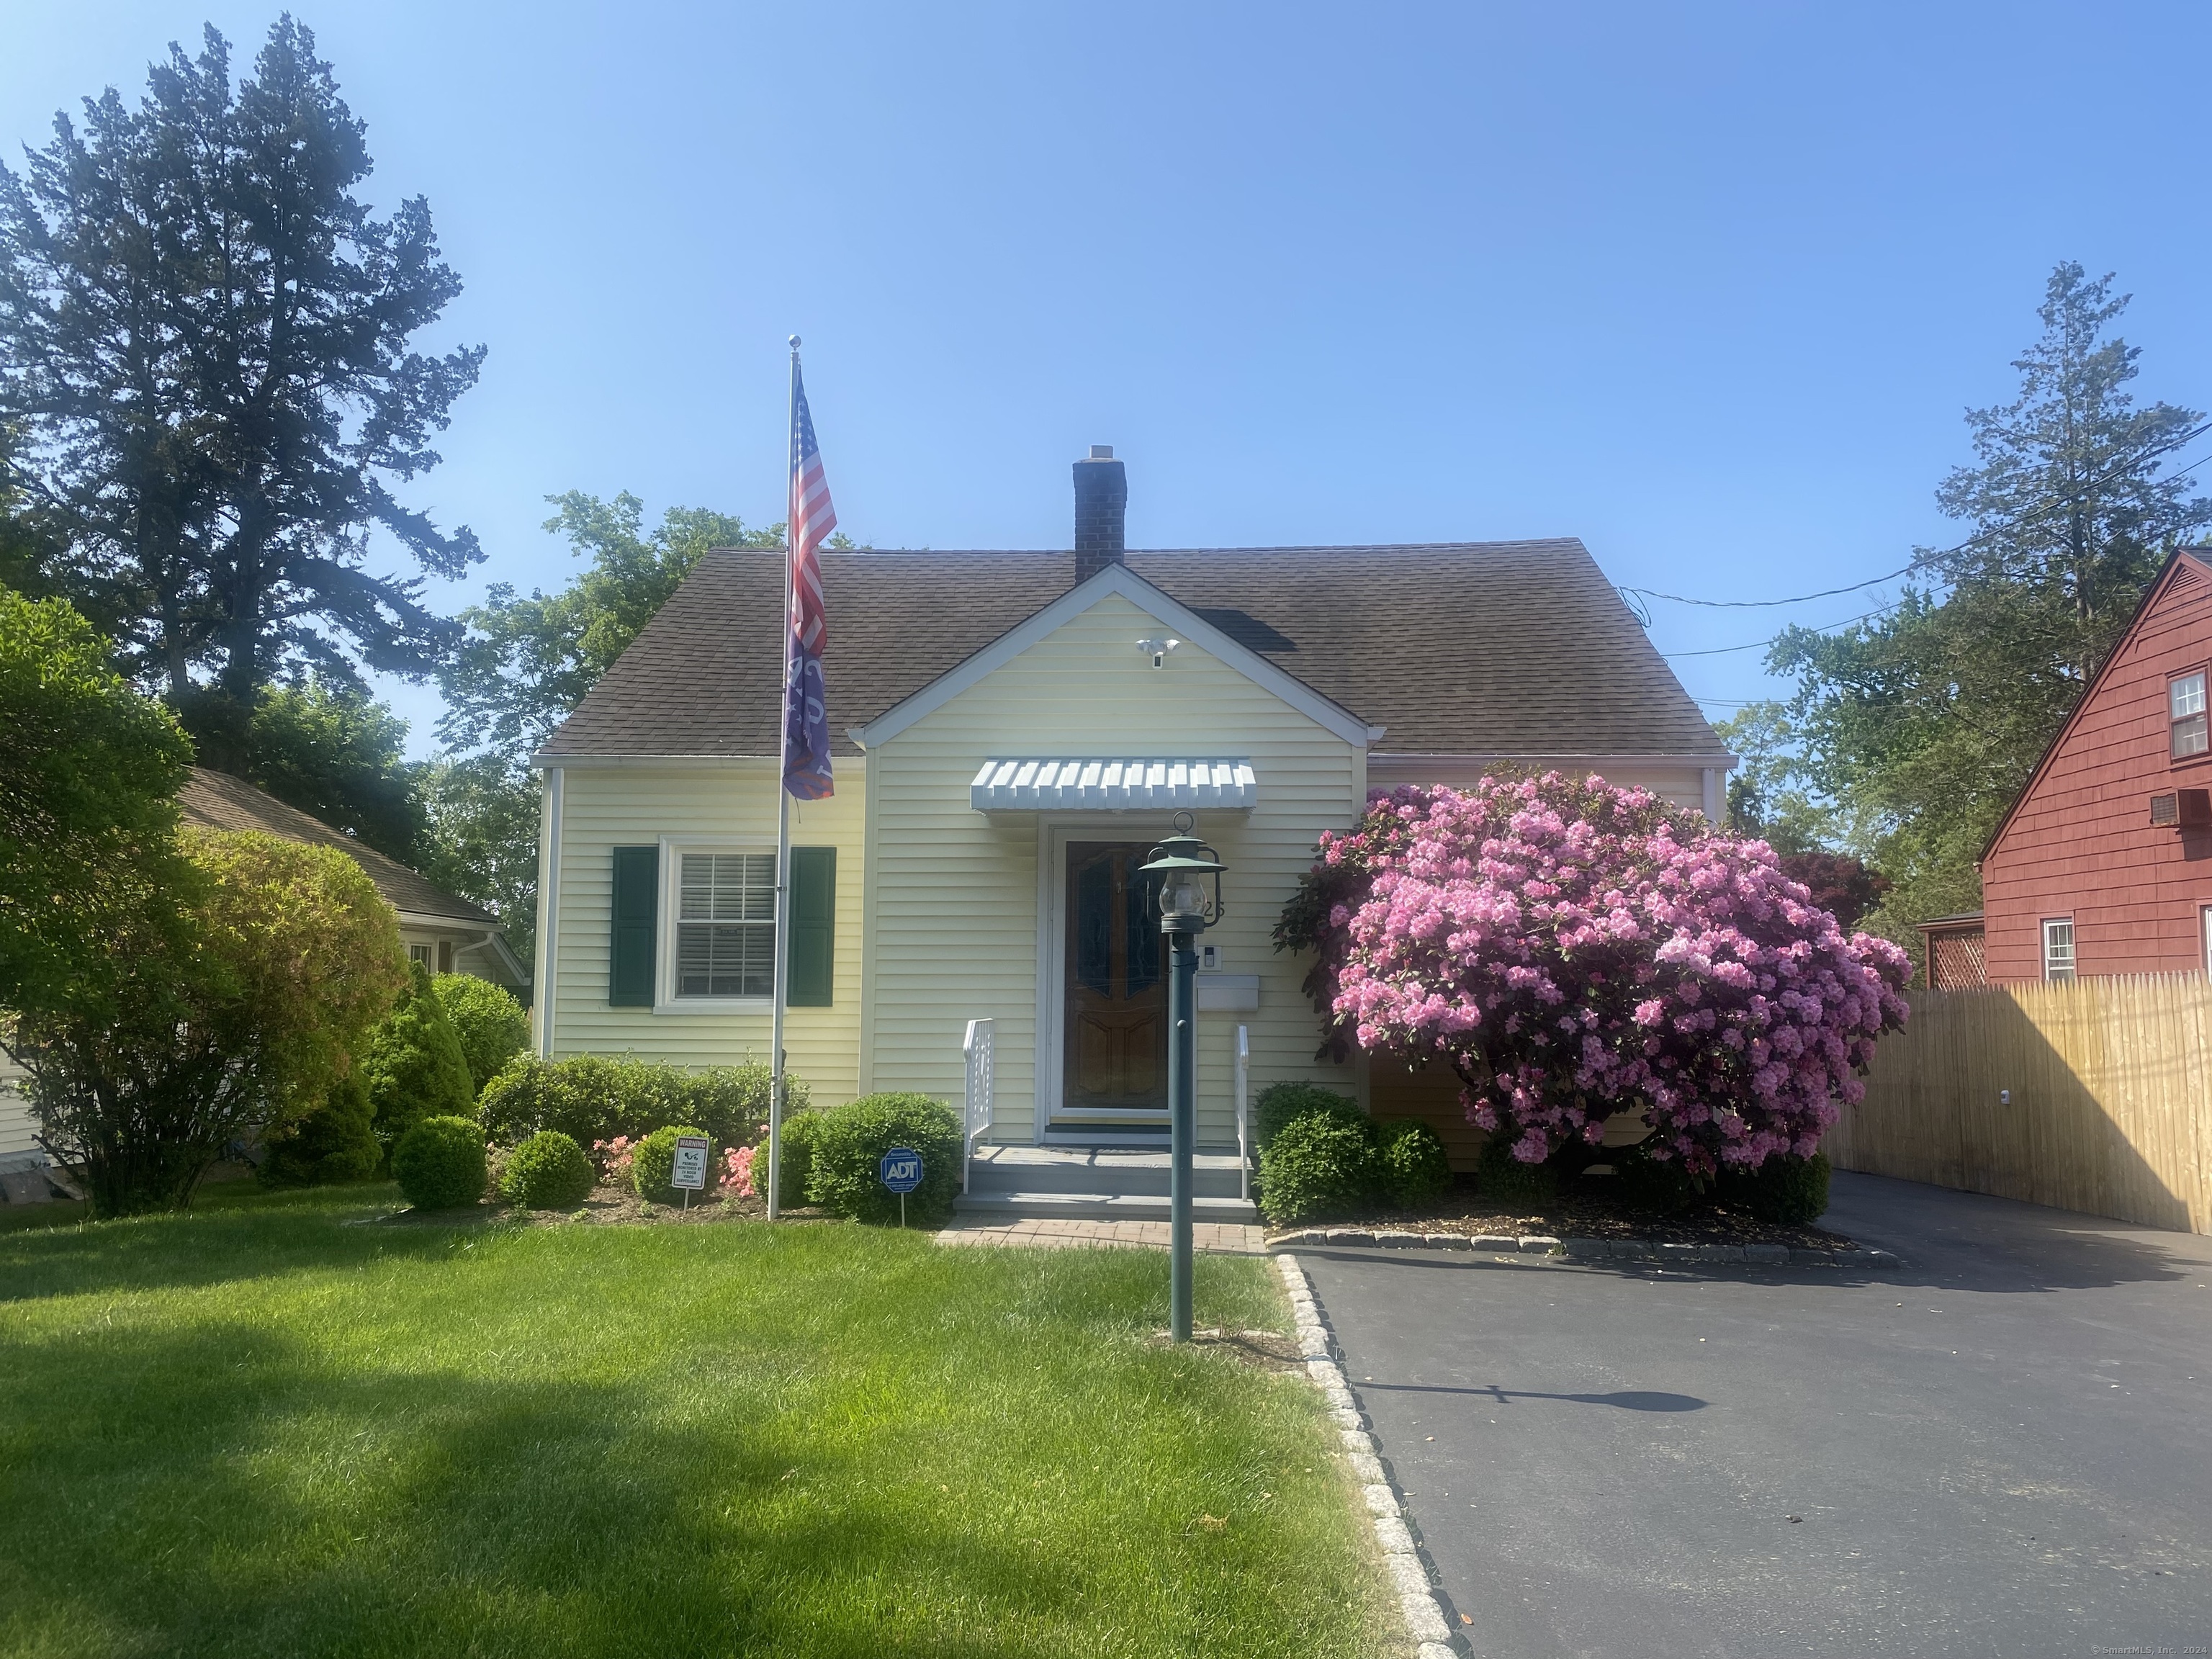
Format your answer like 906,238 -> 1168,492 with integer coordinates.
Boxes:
952,1190 -> 1262,1223
966,1143 -> 1247,1199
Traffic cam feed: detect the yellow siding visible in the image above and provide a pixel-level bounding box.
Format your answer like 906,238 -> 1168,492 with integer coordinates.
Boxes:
544,760 -> 868,1105
863,590 -> 1364,1143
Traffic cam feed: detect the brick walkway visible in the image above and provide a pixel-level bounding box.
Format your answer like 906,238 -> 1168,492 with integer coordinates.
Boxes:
934,1217 -> 1269,1255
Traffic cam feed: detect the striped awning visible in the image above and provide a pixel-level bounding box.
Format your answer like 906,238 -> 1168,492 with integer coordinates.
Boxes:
968,757 -> 1256,812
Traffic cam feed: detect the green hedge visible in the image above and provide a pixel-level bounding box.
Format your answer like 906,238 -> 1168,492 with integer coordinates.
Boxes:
431,974 -> 529,1097
1475,1132 -> 1560,1206
1253,1082 -> 1362,1152
804,1093 -> 961,1225
1717,1150 -> 1830,1225
1257,1113 -> 1378,1226
1612,1141 -> 1702,1215
631,1124 -> 711,1205
1377,1120 -> 1451,1207
479,1055 -> 806,1151
778,1109 -> 823,1205
499,1130 -> 593,1210
392,1115 -> 487,1211
258,1070 -> 382,1187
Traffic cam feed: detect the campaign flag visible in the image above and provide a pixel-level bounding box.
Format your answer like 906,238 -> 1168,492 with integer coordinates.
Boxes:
783,361 -> 837,799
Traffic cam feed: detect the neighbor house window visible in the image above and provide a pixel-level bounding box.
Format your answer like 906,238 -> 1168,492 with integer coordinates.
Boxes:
2042,918 -> 2075,982
675,852 -> 776,998
2172,671 -> 2209,759
408,943 -> 433,969
2203,907 -> 2212,980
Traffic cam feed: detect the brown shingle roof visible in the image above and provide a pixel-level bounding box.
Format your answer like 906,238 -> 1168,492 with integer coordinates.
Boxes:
539,539 -> 1724,762
178,768 -> 497,926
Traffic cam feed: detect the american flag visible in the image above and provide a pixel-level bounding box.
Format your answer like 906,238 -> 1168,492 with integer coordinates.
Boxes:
782,357 -> 837,799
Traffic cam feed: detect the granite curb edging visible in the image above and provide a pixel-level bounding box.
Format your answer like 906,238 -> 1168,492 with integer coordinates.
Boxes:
1276,1252 -> 1464,1659
1269,1228 -> 1903,1269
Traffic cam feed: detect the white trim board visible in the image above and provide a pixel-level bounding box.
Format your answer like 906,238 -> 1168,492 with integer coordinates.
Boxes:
850,563 -> 1385,751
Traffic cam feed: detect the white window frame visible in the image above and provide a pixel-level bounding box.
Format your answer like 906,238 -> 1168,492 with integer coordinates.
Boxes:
655,837 -> 778,1013
2041,917 -> 2076,983
2203,906 -> 2212,981
2172,670 -> 2209,760
407,942 -> 434,970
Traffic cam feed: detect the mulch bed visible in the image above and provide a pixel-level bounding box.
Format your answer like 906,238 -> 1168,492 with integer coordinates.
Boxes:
372,1179 -> 835,1228
1277,1172 -> 1854,1253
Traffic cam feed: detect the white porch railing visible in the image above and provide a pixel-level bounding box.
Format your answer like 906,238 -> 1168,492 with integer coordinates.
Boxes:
963,1018 -> 996,1194
1235,1023 -> 1251,1200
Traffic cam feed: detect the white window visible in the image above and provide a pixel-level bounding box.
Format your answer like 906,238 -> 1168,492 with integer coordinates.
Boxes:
2172,672 -> 2208,760
2203,907 -> 2212,980
2042,918 -> 2075,982
674,852 -> 777,999
408,943 -> 433,969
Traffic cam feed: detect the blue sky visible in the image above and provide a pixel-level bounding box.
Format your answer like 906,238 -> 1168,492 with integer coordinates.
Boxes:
9,1 -> 2212,755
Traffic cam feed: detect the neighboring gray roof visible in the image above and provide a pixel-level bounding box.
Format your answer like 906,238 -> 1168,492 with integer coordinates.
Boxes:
179,768 -> 498,927
539,540 -> 1724,762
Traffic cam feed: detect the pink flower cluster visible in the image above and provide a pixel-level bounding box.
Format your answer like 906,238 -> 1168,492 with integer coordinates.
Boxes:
590,1136 -> 636,1182
1310,774 -> 1912,1175
722,1143 -> 757,1199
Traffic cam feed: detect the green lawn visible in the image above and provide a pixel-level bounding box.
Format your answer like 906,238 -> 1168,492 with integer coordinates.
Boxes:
0,1186 -> 1394,1658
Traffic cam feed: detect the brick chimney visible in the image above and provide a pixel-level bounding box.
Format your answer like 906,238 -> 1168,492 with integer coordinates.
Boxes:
1073,444 -> 1127,583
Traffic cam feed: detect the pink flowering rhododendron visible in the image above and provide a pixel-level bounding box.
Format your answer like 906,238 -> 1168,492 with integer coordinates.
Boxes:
590,1136 -> 635,1182
1276,774 -> 1911,1176
722,1143 -> 757,1199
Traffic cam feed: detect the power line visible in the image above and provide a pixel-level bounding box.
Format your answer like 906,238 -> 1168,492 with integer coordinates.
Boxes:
1619,422 -> 2212,613
1660,600 -> 1903,660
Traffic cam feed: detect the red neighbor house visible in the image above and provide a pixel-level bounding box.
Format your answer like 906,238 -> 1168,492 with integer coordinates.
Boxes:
1974,547 -> 2212,983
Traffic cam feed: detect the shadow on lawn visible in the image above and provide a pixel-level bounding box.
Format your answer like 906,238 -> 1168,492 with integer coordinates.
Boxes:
0,1190 -> 467,1305
0,1315 -> 1083,1658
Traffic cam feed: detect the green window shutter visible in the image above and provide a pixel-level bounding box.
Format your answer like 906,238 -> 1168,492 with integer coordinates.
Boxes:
786,845 -> 836,1007
609,845 -> 658,1007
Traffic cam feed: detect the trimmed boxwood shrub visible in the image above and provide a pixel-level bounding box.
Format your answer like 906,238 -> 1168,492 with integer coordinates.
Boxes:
478,1054 -> 804,1152
1612,1141 -> 1704,1215
630,1124 -> 711,1205
1717,1150 -> 1831,1224
432,974 -> 529,1097
1257,1112 -> 1379,1226
1253,1081 -> 1363,1152
392,1115 -> 488,1210
364,961 -> 477,1161
1476,1131 -> 1560,1207
258,1070 -> 382,1187
1377,1120 -> 1451,1208
500,1129 -> 594,1210
778,1108 -> 823,1205
804,1093 -> 961,1225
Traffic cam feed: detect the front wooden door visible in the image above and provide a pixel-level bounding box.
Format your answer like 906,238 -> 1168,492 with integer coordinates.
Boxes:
1062,842 -> 1168,1118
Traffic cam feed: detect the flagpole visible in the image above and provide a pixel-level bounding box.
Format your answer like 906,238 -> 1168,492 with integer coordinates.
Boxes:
767,336 -> 799,1220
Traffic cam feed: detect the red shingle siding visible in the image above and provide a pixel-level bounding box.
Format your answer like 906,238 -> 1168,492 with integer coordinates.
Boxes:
1982,553 -> 2212,983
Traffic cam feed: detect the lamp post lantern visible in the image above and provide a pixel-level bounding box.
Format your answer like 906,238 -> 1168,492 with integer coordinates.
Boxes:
1138,813 -> 1226,1343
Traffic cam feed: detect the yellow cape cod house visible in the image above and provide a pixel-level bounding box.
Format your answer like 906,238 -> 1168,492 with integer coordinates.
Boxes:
529,449 -> 1731,1216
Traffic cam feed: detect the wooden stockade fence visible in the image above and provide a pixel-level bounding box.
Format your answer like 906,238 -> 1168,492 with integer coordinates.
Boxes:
1826,976 -> 2212,1234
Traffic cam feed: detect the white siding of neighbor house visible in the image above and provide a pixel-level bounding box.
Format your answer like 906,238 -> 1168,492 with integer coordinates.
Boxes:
541,760 -> 867,1105
860,589 -> 1367,1143
0,1047 -> 38,1164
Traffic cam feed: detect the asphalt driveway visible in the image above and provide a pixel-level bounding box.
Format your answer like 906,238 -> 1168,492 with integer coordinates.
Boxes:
1300,1172 -> 2212,1659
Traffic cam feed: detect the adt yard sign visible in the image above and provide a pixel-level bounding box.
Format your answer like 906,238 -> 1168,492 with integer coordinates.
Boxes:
671,1135 -> 710,1209
880,1146 -> 923,1227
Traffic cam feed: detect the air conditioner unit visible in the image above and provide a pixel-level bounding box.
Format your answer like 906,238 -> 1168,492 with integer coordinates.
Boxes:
2152,789 -> 2212,828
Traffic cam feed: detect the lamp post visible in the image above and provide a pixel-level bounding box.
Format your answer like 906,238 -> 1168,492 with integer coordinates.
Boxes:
1138,813 -> 1226,1344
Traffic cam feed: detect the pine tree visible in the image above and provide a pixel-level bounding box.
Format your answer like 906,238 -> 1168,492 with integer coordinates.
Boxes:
1772,264 -> 2212,964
